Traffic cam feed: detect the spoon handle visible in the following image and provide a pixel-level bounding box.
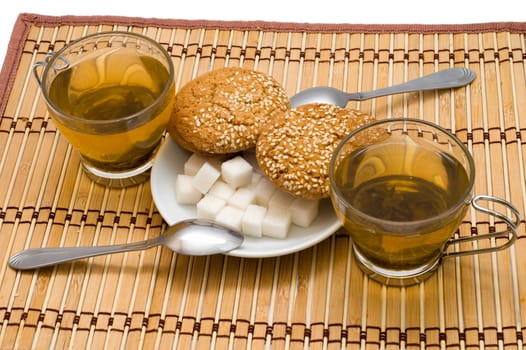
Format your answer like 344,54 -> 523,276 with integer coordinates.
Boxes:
8,238 -> 162,270
346,67 -> 476,101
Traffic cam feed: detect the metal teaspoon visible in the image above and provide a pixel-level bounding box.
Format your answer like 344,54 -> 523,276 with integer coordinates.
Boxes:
8,219 -> 244,270
289,67 -> 476,108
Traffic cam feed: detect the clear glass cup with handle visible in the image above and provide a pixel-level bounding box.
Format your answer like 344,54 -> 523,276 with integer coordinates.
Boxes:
329,118 -> 520,286
33,31 -> 175,187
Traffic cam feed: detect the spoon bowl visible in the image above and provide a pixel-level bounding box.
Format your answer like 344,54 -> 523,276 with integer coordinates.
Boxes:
289,67 -> 476,108
8,219 -> 244,270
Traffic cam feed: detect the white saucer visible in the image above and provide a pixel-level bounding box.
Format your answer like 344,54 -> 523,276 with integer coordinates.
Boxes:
150,138 -> 342,258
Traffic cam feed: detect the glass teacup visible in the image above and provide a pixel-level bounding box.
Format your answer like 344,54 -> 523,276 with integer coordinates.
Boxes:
329,118 -> 520,286
33,31 -> 175,187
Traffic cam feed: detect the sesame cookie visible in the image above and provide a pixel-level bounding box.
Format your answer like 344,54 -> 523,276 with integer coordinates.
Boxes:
168,67 -> 289,155
256,103 -> 374,199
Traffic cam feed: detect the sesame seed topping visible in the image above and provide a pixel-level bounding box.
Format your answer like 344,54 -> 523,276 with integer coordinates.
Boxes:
170,67 -> 289,154
256,103 -> 374,199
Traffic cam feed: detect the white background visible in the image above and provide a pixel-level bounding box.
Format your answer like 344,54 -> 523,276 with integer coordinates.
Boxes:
1,0 -> 524,67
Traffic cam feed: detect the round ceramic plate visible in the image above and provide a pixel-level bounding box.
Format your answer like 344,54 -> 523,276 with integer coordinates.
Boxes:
150,138 -> 342,258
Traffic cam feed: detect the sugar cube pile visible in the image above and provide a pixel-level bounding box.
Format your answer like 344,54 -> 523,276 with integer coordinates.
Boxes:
174,152 -> 320,238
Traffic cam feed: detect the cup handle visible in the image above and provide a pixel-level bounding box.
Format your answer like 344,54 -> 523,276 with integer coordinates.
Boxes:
32,60 -> 47,87
444,195 -> 521,258
32,52 -> 69,87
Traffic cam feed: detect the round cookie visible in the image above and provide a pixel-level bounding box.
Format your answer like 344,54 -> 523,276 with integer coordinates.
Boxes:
168,67 -> 289,155
256,103 -> 374,199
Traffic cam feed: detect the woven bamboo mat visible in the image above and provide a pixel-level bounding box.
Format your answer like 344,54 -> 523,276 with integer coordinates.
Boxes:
1,13 -> 526,349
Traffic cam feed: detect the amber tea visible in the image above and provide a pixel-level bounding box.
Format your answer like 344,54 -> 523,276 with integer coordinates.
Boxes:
48,49 -> 173,171
35,32 -> 175,187
333,137 -> 470,271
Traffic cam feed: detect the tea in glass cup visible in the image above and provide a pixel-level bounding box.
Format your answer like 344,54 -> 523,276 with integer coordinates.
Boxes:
329,118 -> 520,286
34,32 -> 175,187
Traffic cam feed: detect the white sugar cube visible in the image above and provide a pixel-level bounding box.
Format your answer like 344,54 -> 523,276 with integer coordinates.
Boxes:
196,195 -> 226,220
254,177 -> 277,206
184,153 -> 208,175
215,205 -> 244,231
174,174 -> 202,204
262,209 -> 292,239
242,204 -> 267,237
221,156 -> 253,189
192,161 -> 221,194
268,189 -> 296,210
251,172 -> 263,187
290,198 -> 320,227
208,180 -> 235,200
228,187 -> 256,209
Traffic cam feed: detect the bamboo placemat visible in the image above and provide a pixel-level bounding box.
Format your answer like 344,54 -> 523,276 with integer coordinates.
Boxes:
1,13 -> 526,349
